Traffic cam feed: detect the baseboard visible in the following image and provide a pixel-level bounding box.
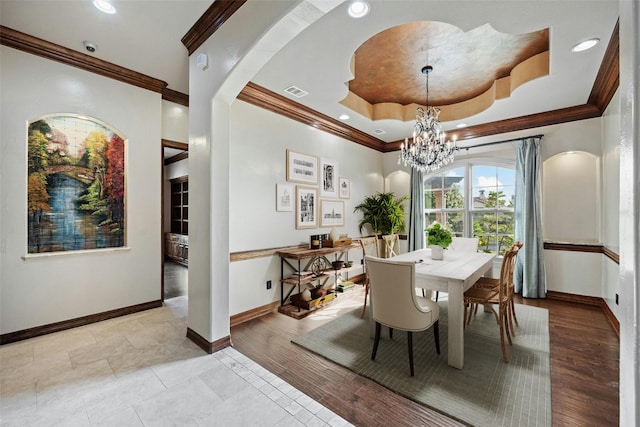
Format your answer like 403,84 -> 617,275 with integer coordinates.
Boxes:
230,275 -> 365,327
546,290 -> 602,306
230,301 -> 279,327
600,300 -> 620,337
0,300 -> 162,345
546,290 -> 619,337
186,327 -> 232,354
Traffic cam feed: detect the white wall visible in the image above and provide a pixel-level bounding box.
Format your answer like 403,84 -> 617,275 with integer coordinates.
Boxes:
617,1 -> 640,424
543,152 -> 600,243
601,90 -> 620,314
161,100 -> 189,143
228,100 -> 382,315
0,47 -> 162,334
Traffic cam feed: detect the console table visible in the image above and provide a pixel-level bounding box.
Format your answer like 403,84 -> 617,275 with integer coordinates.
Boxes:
277,243 -> 361,318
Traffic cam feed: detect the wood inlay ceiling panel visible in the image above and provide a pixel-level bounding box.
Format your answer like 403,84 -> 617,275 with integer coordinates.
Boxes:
342,22 -> 549,122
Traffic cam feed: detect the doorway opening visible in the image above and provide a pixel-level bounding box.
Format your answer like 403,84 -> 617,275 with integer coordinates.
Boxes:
162,140 -> 189,301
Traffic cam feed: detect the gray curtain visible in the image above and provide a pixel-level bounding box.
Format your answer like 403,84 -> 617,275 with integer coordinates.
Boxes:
514,137 -> 546,298
408,168 -> 425,251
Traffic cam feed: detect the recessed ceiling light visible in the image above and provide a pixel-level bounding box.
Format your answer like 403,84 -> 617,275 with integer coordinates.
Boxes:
456,123 -> 467,128
339,114 -> 350,120
571,38 -> 600,52
347,0 -> 369,18
92,0 -> 117,14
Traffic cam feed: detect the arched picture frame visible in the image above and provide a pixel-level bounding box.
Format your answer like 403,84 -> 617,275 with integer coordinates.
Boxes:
27,113 -> 127,254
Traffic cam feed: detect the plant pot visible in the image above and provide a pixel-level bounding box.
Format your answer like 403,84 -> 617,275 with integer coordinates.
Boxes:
431,245 -> 444,260
310,286 -> 327,299
331,260 -> 344,270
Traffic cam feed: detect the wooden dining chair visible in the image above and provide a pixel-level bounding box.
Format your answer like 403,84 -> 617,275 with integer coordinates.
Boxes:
470,241 -> 522,336
359,236 -> 380,318
463,243 -> 521,362
381,234 -> 400,258
365,255 -> 440,376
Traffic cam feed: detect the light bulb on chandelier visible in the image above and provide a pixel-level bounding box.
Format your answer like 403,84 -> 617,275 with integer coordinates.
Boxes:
398,65 -> 459,173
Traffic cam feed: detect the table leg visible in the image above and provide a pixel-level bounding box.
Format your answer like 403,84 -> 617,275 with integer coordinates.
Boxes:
447,280 -> 464,369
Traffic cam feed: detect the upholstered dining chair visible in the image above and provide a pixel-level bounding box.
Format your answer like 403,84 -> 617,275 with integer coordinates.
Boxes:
365,255 -> 440,376
359,236 -> 380,318
433,237 -> 479,301
381,234 -> 400,258
463,243 -> 521,362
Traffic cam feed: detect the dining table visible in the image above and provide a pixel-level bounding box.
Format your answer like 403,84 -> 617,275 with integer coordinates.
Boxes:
389,248 -> 496,369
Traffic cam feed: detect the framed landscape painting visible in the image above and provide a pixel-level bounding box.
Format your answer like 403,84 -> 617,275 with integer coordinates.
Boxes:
296,186 -> 317,229
27,113 -> 126,254
286,149 -> 318,185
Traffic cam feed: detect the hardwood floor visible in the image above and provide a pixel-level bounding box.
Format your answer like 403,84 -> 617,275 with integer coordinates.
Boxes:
230,287 -> 619,427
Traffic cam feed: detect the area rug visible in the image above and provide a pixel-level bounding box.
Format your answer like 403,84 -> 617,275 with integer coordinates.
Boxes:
292,301 -> 551,427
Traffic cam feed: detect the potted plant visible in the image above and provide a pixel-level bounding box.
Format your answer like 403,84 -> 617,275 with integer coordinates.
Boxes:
354,192 -> 409,236
425,221 -> 453,260
354,192 -> 409,257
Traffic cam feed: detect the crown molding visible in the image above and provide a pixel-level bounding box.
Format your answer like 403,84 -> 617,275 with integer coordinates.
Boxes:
165,151 -> 188,165
237,82 -> 386,151
2,10 -> 619,153
162,139 -> 188,151
384,104 -> 602,151
0,25 -> 167,94
181,0 -> 247,55
588,18 -> 619,113
162,88 -> 189,107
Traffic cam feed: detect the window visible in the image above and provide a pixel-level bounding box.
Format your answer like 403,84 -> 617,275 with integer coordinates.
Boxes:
424,163 -> 515,255
170,177 -> 188,235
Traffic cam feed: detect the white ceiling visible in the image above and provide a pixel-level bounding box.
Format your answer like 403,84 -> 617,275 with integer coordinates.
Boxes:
1,0 -> 620,145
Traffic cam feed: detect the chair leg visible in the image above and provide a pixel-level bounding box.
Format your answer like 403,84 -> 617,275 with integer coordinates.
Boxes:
371,322 -> 381,361
433,321 -> 440,355
499,313 -> 509,363
435,291 -> 439,302
507,303 -> 516,337
407,331 -> 414,376
389,328 -> 393,339
503,307 -> 513,346
510,299 -> 519,331
360,283 -> 369,319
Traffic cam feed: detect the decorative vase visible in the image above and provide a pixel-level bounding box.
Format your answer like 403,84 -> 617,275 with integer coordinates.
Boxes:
431,245 -> 444,260
301,289 -> 312,301
329,227 -> 340,242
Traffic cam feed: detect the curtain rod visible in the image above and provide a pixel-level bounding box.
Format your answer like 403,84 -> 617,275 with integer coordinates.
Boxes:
461,134 -> 544,150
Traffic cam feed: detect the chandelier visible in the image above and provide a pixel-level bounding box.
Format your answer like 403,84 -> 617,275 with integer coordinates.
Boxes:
398,65 -> 458,173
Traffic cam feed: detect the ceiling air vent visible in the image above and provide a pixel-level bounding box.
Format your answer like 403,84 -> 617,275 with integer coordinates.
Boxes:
372,129 -> 386,135
284,85 -> 309,98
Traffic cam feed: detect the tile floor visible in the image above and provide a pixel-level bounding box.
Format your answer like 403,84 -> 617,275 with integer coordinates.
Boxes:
0,296 -> 352,426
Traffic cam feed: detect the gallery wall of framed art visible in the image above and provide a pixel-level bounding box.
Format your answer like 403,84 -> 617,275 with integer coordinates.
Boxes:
282,149 -> 351,232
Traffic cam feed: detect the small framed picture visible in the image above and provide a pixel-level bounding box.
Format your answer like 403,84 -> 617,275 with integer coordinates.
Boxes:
320,200 -> 344,227
296,186 -> 317,229
276,183 -> 294,212
320,158 -> 338,198
339,177 -> 350,199
286,150 -> 318,185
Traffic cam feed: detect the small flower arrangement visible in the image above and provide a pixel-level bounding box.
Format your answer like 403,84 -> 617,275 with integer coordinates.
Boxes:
425,222 -> 453,249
